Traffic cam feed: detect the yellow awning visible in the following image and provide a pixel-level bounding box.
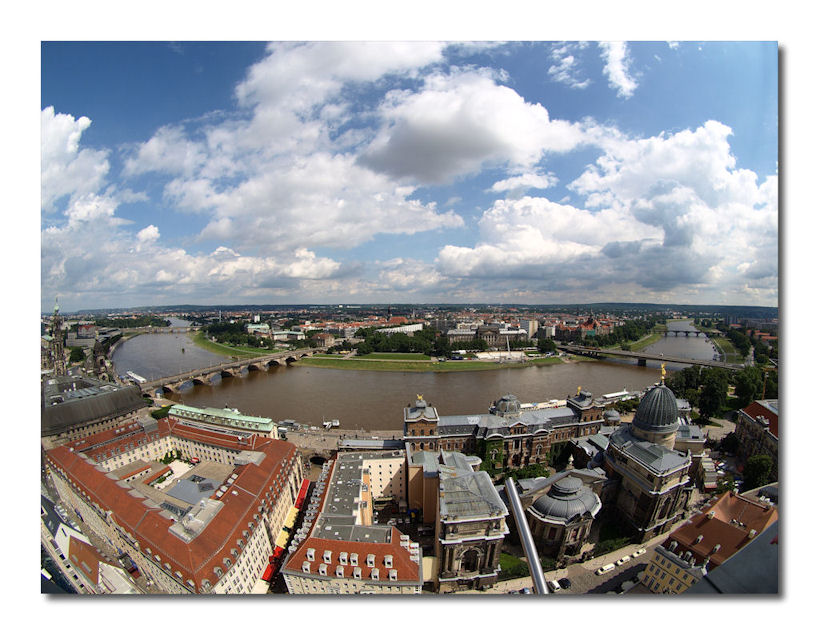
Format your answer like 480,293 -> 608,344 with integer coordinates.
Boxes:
284,506 -> 299,528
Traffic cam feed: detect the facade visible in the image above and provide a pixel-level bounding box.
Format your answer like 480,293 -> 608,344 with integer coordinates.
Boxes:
377,323 -> 424,335
641,489 -> 778,594
603,383 -> 693,542
41,375 -> 147,447
168,403 -> 279,438
45,416 -> 304,594
516,470 -> 603,561
403,393 -> 603,470
281,452 -> 422,594
735,400 -> 779,477
407,450 -> 508,592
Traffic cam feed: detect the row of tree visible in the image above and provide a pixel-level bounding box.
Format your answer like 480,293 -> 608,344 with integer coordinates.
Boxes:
667,364 -> 777,420
584,317 -> 661,348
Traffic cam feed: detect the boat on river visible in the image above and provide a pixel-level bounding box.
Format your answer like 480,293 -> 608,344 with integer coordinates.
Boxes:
323,419 -> 340,429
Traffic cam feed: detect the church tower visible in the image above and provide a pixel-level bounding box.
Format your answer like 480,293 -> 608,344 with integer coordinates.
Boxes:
50,298 -> 67,375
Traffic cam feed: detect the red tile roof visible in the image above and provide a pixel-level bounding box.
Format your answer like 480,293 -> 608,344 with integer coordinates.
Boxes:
662,491 -> 778,569
741,401 -> 779,439
46,418 -> 299,592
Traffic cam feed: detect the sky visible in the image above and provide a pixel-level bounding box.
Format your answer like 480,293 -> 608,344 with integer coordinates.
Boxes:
40,40 -> 779,313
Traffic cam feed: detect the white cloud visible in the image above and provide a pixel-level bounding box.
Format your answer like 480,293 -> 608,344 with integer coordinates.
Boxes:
361,70 -> 584,183
490,171 -> 558,194
598,42 -> 638,98
547,42 -> 591,89
41,107 -> 110,212
123,125 -> 207,177
434,120 -> 778,304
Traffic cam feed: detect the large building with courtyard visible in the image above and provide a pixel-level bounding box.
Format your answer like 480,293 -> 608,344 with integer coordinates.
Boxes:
44,414 -> 304,594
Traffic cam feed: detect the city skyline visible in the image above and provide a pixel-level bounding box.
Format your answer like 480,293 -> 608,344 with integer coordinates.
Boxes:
41,41 -> 778,313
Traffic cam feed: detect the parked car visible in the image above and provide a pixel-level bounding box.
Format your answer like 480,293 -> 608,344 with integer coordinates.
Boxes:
520,587 -> 532,594
558,577 -> 572,589
616,555 -> 631,566
547,579 -> 561,592
596,563 -> 615,575
631,548 -> 647,558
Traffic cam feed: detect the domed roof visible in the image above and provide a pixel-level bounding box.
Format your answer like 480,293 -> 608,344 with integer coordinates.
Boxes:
530,476 -> 601,521
492,394 -> 521,416
632,384 -> 680,434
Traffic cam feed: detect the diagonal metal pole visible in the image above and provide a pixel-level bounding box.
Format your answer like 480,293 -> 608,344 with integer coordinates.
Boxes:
505,478 -> 549,595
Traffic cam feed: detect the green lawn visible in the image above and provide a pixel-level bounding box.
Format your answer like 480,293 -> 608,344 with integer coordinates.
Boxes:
711,335 -> 744,364
358,352 -> 431,360
191,331 -> 286,358
295,355 -> 564,372
498,552 -> 530,580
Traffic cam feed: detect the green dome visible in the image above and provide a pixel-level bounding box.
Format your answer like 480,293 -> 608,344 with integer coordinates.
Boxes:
632,384 -> 680,434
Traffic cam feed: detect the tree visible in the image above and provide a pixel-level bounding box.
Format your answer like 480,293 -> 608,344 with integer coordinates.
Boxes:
698,368 -> 729,420
68,347 -> 85,363
734,366 -> 763,407
537,338 -> 556,354
742,454 -> 774,491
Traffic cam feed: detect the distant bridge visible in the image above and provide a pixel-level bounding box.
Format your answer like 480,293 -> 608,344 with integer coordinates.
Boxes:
125,325 -> 202,334
654,328 -> 706,337
556,344 -> 744,370
132,347 -> 327,396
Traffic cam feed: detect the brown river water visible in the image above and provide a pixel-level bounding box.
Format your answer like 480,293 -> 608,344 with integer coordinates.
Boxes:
111,320 -> 718,431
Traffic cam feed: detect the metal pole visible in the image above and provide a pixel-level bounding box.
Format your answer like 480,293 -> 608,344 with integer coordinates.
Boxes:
504,478 -> 549,595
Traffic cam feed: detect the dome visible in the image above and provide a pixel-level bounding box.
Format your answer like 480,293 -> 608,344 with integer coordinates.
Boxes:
603,409 -> 621,422
632,384 -> 680,434
530,476 -> 601,521
492,394 -> 521,416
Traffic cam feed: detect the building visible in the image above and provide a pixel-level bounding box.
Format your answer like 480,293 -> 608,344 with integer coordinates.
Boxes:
513,468 -> 603,561
246,323 -> 271,336
313,332 -> 336,347
735,399 -> 779,478
45,415 -> 304,594
641,488 -> 778,594
41,375 -> 147,447
168,403 -> 279,438
377,323 -> 424,335
603,382 -> 693,542
407,450 -> 509,591
281,452 -> 422,594
402,393 -> 603,471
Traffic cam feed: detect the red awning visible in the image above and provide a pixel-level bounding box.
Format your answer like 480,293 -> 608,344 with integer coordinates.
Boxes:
261,564 -> 274,582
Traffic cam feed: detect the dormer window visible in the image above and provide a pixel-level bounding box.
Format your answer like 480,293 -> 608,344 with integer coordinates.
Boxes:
371,567 -> 379,580
339,552 -> 348,565
384,555 -> 393,568
366,553 -> 375,567
389,568 -> 398,581
318,563 -> 328,576
323,550 -> 333,564
350,552 -> 358,566
306,548 -> 315,562
302,561 -> 311,574
336,565 -> 344,578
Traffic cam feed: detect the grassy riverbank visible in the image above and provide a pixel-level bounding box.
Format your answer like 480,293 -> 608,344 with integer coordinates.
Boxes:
190,331 -> 287,358
295,355 -> 564,372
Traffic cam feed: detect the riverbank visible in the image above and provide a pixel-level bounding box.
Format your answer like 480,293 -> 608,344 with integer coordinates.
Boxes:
294,355 -> 564,372
189,331 -> 287,359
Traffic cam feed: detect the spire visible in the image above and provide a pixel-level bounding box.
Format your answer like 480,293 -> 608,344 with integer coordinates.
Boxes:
54,296 -> 60,314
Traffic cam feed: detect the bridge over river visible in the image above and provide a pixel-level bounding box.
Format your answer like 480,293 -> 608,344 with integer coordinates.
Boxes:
135,347 -> 327,395
556,344 -> 745,370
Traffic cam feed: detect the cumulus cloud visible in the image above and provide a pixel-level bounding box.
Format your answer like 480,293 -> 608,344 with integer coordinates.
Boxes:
41,107 -> 110,212
490,171 -> 558,194
598,42 -> 638,98
547,42 -> 591,89
360,71 -> 584,183
435,120 -> 777,304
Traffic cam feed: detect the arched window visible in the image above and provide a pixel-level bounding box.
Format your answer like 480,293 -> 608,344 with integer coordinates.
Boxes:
461,549 -> 480,573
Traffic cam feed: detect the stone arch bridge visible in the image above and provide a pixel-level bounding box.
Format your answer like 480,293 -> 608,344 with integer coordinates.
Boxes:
137,347 -> 327,396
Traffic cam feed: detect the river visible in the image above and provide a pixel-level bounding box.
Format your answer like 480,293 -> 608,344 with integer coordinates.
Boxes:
111,319 -> 716,431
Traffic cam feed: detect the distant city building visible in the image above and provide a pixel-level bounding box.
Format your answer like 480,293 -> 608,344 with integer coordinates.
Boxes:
377,323 -> 424,335
246,323 -> 271,335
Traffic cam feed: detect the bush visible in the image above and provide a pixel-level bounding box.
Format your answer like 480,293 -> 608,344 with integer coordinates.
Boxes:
498,552 -> 530,580
151,405 -> 172,420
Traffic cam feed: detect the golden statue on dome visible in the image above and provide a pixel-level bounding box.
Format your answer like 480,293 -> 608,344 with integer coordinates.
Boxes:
661,363 -> 667,384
